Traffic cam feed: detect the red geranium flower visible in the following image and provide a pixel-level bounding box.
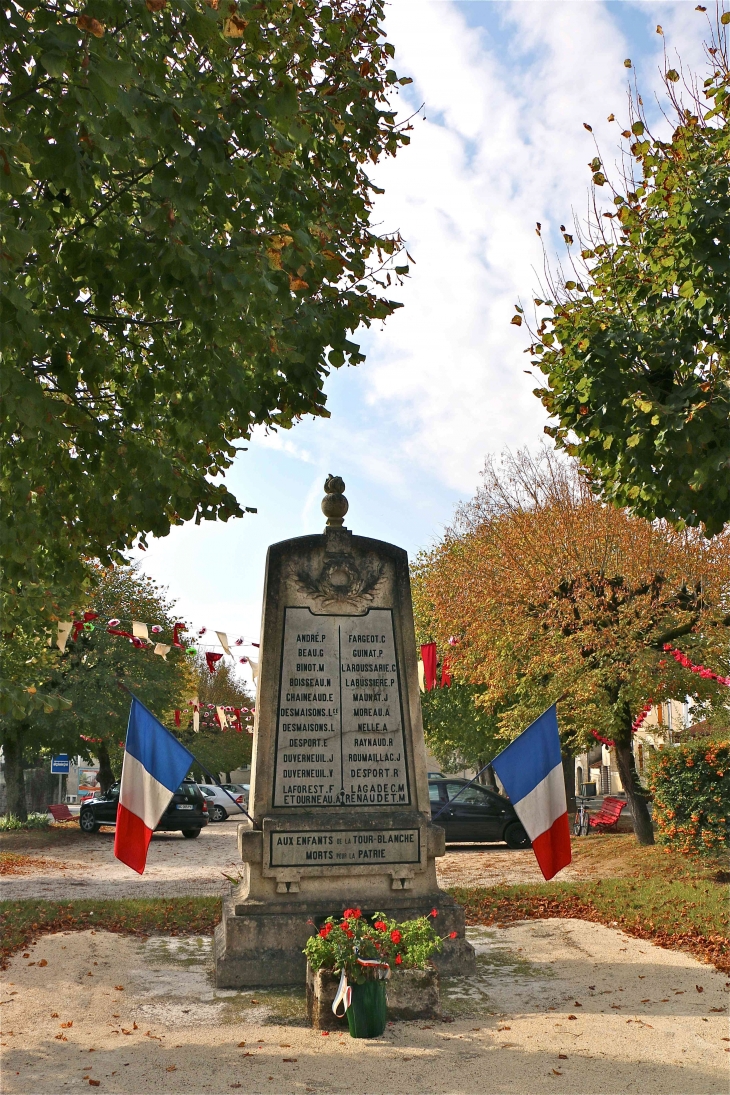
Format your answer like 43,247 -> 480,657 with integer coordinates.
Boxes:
395,954 -> 403,965
390,929 -> 401,944
319,924 -> 333,938
449,931 -> 457,939
374,920 -> 387,932
343,928 -> 354,939
343,908 -> 361,920
430,908 -> 438,917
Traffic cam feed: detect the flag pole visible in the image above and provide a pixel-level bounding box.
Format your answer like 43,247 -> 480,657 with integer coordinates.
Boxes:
117,681 -> 254,823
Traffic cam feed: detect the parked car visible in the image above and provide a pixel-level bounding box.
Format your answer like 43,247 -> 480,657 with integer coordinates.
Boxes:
428,777 -> 531,848
198,784 -> 248,822
79,778 -> 209,838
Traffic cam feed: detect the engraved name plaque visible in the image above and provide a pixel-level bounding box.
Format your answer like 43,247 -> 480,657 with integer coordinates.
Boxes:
273,606 -> 409,807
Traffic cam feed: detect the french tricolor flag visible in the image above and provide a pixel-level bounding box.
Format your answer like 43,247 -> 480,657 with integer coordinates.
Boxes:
114,698 -> 194,874
491,705 -> 571,881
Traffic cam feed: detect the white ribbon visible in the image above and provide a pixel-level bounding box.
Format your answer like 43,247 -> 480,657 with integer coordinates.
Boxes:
332,968 -> 352,1017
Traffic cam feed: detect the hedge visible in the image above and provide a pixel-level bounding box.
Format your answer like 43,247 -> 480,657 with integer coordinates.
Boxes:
647,739 -> 729,855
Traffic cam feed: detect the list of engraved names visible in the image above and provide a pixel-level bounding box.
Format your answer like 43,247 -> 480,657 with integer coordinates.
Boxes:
273,607 -> 409,808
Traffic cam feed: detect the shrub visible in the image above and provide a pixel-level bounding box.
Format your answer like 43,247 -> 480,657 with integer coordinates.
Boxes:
647,740 -> 729,855
0,813 -> 50,831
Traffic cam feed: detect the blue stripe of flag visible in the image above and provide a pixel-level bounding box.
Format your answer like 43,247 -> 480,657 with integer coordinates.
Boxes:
124,697 -> 194,793
491,705 -> 561,805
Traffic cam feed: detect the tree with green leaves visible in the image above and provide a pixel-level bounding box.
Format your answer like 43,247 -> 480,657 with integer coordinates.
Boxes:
32,565 -> 193,801
520,15 -> 730,535
418,682 -> 503,790
180,655 -> 254,780
1,0 -> 412,633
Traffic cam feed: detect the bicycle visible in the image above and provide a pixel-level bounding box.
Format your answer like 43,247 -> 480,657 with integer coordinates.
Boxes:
573,797 -> 591,837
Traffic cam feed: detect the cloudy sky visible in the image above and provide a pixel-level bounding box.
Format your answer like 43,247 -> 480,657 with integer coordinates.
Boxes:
140,0 -> 710,678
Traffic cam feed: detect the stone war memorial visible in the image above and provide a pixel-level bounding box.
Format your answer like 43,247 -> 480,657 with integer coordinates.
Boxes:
215,476 -> 476,987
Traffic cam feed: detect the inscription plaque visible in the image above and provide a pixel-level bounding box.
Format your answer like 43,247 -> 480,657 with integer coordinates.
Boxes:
273,606 -> 409,807
269,828 -> 420,867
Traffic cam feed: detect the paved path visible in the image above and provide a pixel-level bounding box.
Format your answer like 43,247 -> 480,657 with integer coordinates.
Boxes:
0,821 -> 603,900
1,920 -> 727,1093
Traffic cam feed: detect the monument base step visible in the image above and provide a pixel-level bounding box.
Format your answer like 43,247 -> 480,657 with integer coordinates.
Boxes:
215,892 -> 476,988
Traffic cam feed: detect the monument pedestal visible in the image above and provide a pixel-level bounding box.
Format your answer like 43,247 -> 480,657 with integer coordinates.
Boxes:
215,818 -> 475,987
215,480 -> 476,988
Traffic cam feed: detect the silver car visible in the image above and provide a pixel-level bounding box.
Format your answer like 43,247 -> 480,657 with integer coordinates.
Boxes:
198,784 -> 248,822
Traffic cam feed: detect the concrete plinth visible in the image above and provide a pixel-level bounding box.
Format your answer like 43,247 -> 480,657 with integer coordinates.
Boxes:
215,889 -> 475,988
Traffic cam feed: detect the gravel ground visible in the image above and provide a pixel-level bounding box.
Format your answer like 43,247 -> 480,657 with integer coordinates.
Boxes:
0,820 -> 603,900
1,920 -> 727,1094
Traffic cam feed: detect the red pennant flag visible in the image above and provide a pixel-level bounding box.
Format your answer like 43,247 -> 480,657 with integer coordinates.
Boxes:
205,651 -> 223,674
420,643 -> 437,691
440,658 -> 452,687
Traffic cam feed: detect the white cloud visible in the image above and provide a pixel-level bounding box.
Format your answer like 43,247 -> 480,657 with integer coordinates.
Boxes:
330,0 -> 705,494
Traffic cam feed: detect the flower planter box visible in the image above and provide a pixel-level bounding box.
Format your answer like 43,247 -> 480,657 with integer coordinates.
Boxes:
306,963 -> 440,1029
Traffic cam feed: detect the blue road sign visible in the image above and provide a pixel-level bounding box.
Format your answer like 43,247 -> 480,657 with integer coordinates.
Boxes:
51,754 -> 70,775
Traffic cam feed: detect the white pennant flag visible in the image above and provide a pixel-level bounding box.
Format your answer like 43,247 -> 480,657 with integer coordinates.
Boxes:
57,622 -> 73,653
216,631 -> 232,656
153,643 -> 171,659
216,705 -> 229,729
132,621 -> 150,643
193,702 -> 200,733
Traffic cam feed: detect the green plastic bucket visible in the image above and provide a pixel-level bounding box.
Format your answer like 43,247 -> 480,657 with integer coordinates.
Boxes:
346,979 -> 388,1038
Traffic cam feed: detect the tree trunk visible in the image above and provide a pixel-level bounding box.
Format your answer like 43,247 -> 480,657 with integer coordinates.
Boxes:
96,741 -> 116,794
562,754 -> 576,815
2,725 -> 28,821
614,738 -> 654,845
482,763 -> 500,794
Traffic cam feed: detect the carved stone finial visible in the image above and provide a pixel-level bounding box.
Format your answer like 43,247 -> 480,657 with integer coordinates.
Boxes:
321,474 -> 348,527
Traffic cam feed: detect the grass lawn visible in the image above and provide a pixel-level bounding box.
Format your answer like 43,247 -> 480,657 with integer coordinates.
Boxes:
1,835 -> 727,973
451,834 -> 730,973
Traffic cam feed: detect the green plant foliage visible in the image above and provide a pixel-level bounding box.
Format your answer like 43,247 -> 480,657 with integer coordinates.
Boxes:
647,739 -> 729,855
38,564 -> 193,771
178,655 -> 254,778
527,33 -> 730,534
0,813 -> 50,831
420,683 -> 503,774
303,908 -> 442,982
0,0 -> 412,628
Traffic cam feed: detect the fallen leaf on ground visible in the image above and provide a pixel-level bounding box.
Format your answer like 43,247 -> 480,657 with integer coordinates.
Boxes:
710,1007 -> 727,1012
50,1013 -> 59,1018
497,1026 -> 511,1031
567,1015 -> 578,1020
114,986 -> 124,992
166,1065 -> 176,1072
89,1081 -> 100,1087
282,1058 -> 297,1062
237,1041 -> 246,1047
60,1021 -> 73,1028
696,985 -> 704,993
558,1054 -> 568,1060
38,960 -> 48,967
552,1070 -> 563,1076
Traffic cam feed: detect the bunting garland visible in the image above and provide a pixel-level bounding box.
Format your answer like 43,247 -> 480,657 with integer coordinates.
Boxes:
56,613 -> 260,667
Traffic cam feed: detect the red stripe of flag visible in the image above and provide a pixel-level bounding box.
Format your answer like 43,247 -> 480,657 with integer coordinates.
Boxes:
113,803 -> 153,875
530,812 -> 571,881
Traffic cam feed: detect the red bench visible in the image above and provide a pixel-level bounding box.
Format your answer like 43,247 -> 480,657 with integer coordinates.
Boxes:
47,803 -> 75,823
588,796 -> 627,832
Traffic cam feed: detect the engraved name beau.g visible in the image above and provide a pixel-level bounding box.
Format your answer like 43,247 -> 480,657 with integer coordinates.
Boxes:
272,606 -> 411,809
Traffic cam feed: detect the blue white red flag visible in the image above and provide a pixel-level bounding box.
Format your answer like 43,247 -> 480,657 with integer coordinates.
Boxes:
491,705 -> 571,881
114,697 -> 194,874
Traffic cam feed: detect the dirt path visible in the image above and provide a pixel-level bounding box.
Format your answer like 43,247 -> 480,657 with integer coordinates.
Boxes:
1,920 -> 727,1094
0,823 -> 612,900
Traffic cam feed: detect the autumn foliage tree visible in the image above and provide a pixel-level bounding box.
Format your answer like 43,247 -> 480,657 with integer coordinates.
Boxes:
412,449 -> 730,844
